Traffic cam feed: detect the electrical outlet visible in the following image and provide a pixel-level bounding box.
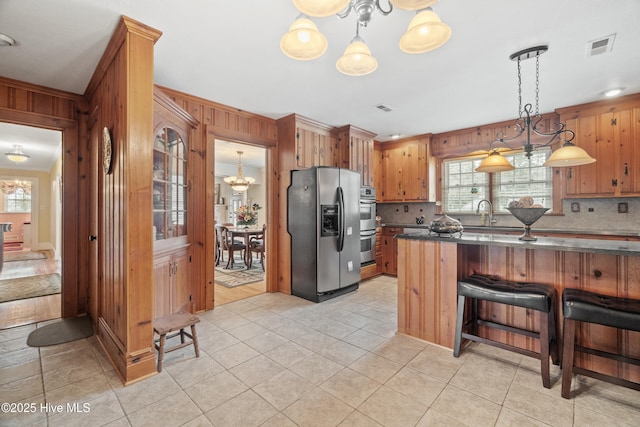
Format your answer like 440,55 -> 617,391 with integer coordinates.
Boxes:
571,202 -> 580,213
404,205 -> 409,213
618,202 -> 628,213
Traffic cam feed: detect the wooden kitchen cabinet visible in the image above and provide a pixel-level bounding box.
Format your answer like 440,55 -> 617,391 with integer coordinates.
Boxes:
373,142 -> 383,201
278,114 -> 337,169
558,95 -> 640,198
380,136 -> 432,201
334,125 -> 376,186
153,88 -> 198,318
154,247 -> 192,318
381,226 -> 402,275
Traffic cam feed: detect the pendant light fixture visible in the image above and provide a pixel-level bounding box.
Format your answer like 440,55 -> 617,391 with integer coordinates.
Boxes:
5,144 -> 30,163
224,151 -> 255,193
336,21 -> 378,76
280,14 -> 328,60
281,0 -> 451,76
399,7 -> 451,54
475,46 -> 595,173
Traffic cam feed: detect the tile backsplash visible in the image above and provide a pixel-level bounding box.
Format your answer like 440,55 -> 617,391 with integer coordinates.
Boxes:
377,198 -> 640,233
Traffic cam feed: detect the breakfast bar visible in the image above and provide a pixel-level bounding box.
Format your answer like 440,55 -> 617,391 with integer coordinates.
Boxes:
396,231 -> 640,384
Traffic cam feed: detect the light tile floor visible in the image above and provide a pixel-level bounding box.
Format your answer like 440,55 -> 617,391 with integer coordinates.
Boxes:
1,275 -> 640,426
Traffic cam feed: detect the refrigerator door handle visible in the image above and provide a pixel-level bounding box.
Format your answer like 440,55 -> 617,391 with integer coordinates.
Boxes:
337,186 -> 345,252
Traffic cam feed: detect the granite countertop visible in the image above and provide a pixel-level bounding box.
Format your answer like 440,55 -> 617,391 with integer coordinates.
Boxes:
395,231 -> 640,257
381,223 -> 640,238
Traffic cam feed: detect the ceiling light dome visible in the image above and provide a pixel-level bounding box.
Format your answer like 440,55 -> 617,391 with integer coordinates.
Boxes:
292,0 -> 350,17
336,36 -> 378,76
399,9 -> 451,54
544,142 -> 596,167
280,15 -> 328,60
5,145 -> 30,163
475,150 -> 515,173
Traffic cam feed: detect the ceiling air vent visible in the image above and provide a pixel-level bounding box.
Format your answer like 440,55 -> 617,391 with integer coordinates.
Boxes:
375,104 -> 392,112
587,34 -> 615,56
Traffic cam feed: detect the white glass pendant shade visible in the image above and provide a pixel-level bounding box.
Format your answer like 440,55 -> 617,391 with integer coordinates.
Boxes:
399,9 -> 451,54
475,151 -> 515,173
5,145 -> 29,163
543,143 -> 596,167
292,0 -> 350,17
390,0 -> 438,10
336,36 -> 378,76
280,15 -> 328,60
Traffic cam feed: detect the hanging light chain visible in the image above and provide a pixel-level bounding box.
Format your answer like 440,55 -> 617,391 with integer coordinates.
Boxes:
535,51 -> 540,115
517,57 -> 522,116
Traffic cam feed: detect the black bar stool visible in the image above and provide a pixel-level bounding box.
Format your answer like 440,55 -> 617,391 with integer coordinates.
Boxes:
561,288 -> 640,398
454,274 -> 559,388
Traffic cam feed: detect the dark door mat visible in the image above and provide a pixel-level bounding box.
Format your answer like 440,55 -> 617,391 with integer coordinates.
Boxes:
27,316 -> 94,347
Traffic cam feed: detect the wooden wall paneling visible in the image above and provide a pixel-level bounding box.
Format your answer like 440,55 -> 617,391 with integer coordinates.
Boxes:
86,16 -> 160,385
406,240 -> 640,384
397,239 -> 458,347
159,85 -> 278,147
161,87 -> 279,303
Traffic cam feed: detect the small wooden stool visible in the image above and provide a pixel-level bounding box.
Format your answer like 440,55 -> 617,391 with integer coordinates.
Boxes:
561,288 -> 640,398
153,312 -> 200,372
454,274 -> 559,388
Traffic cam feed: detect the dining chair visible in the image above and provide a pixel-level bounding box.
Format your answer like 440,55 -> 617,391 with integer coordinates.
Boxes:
248,224 -> 266,271
215,225 -> 245,269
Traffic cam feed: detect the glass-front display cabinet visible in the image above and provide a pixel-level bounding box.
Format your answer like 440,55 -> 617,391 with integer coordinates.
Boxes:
153,127 -> 187,241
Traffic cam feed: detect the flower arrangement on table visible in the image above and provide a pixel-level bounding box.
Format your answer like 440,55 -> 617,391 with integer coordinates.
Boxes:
235,203 -> 262,226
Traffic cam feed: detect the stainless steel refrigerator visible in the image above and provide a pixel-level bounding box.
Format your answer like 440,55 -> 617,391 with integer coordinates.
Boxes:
288,167 -> 361,302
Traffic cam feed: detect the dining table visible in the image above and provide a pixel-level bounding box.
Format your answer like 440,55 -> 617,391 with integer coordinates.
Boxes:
227,226 -> 263,267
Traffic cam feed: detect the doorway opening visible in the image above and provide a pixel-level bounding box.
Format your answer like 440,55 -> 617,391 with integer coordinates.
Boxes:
214,139 -> 267,306
0,122 -> 63,329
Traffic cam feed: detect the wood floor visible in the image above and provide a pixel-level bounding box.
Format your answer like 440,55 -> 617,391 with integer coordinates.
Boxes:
0,249 -> 61,330
0,248 -> 265,329
215,279 -> 266,306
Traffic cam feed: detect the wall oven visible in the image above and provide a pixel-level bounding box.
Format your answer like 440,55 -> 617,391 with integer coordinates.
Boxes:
360,229 -> 376,264
359,186 -> 376,232
360,186 -> 376,265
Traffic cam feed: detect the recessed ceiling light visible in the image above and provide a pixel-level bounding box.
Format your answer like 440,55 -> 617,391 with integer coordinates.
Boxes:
603,87 -> 624,97
389,134 -> 401,140
0,33 -> 16,47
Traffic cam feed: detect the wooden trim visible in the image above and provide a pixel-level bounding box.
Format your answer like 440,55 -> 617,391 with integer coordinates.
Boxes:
556,93 -> 640,119
85,16 -> 162,100
0,107 -> 82,319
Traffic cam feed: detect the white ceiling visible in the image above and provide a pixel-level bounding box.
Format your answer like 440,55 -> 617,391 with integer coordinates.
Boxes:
0,123 -> 61,171
0,0 -> 639,170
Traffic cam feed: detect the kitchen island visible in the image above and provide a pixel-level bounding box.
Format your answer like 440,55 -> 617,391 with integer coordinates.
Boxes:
396,231 -> 640,384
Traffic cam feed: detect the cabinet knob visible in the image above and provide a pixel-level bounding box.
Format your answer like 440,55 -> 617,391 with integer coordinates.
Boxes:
88,235 -> 97,241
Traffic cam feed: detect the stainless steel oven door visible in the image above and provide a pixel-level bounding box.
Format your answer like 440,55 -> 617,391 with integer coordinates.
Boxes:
360,229 -> 376,265
359,199 -> 376,231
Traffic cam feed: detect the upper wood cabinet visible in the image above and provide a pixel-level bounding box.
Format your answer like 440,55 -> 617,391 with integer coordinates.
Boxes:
379,136 -> 433,202
557,95 -> 640,198
277,114 -> 337,169
334,125 -> 377,186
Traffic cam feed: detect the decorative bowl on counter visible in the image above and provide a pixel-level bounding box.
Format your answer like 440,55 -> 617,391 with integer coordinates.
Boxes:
507,207 -> 549,241
429,213 -> 463,237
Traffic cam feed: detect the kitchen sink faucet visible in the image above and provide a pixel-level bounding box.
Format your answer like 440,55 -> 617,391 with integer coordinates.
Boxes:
476,199 -> 496,226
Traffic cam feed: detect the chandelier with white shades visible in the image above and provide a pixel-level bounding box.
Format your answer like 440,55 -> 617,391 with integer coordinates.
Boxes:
281,0 -> 451,76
